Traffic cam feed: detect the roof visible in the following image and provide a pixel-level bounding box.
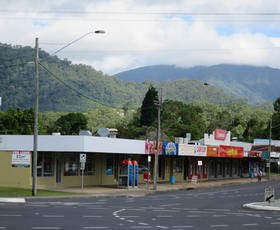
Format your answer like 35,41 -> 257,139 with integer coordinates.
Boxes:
0,135 -> 145,154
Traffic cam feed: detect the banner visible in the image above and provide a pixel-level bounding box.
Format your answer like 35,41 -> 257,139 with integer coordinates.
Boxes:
195,145 -> 207,157
247,151 -> 262,158
179,144 -> 195,156
207,146 -> 219,157
214,129 -> 227,140
145,140 -> 162,155
219,145 -> 244,158
162,142 -> 178,155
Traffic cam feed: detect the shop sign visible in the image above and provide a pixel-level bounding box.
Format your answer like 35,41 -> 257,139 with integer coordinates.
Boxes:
262,152 -> 269,159
207,146 -> 219,157
219,145 -> 244,158
12,151 -> 31,168
178,144 -> 195,156
270,152 -> 280,158
214,129 -> 227,140
248,151 -> 262,158
162,142 -> 178,155
195,145 -> 207,157
145,140 -> 162,155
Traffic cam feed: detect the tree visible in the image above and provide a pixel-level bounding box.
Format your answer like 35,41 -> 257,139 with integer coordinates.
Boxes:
0,107 -> 34,134
54,112 -> 88,135
140,86 -> 158,126
273,97 -> 280,112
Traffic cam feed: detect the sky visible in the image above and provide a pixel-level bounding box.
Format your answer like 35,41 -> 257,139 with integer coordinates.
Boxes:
1,0 -> 280,75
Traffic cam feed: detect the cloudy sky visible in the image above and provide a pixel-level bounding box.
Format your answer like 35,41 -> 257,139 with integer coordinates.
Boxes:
1,0 -> 280,75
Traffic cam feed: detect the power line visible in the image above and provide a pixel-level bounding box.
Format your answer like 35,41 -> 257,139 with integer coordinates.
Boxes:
38,62 -> 111,107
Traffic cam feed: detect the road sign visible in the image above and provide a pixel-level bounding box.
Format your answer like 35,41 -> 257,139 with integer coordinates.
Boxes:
80,154 -> 86,163
80,162 -> 85,170
264,186 -> 275,202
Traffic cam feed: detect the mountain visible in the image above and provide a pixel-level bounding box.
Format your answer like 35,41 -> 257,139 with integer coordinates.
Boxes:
0,43 -> 246,112
115,64 -> 280,104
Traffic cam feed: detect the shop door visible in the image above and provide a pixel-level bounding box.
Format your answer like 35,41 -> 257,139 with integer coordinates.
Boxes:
56,158 -> 62,184
184,157 -> 188,180
158,157 -> 165,180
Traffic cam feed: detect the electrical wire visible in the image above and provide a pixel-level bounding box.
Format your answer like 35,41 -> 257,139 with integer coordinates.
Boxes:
38,62 -> 111,107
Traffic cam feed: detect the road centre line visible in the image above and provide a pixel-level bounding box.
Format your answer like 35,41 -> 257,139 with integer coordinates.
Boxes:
210,225 -> 229,227
32,228 -> 60,230
271,222 -> 280,225
156,226 -> 168,229
173,226 -> 193,229
242,223 -> 259,226
0,214 -> 22,217
0,227 -> 6,229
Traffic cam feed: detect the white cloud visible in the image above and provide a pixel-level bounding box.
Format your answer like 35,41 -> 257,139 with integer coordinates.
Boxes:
1,0 -> 280,74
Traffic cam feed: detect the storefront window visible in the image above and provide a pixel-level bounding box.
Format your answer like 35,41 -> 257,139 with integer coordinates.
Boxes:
36,152 -> 53,177
64,153 -> 78,176
106,154 -> 114,175
80,154 -> 95,176
173,158 -> 182,173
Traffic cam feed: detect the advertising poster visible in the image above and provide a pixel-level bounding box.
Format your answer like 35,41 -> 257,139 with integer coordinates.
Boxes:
145,140 -> 162,155
179,144 -> 195,156
207,146 -> 219,157
195,145 -> 207,157
214,129 -> 227,140
12,151 -> 31,168
219,145 -> 244,158
162,142 -> 178,156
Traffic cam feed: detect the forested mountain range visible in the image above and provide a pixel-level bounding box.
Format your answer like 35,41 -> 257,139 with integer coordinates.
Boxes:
115,64 -> 280,105
0,43 -> 243,112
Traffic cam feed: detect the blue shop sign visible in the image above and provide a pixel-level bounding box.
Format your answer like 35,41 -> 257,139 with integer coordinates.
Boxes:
162,142 -> 178,156
262,152 -> 269,159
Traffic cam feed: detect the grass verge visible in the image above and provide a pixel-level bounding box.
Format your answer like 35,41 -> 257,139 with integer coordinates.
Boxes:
0,187 -> 80,197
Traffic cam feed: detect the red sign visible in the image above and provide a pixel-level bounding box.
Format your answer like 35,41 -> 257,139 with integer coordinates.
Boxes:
248,151 -> 262,158
143,171 -> 151,182
219,145 -> 244,158
145,140 -> 162,155
214,129 -> 227,140
207,146 -> 219,157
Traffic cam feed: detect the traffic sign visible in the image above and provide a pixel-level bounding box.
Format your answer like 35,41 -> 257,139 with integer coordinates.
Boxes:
80,154 -> 86,163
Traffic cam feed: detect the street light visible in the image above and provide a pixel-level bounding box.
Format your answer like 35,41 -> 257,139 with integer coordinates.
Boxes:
32,30 -> 105,196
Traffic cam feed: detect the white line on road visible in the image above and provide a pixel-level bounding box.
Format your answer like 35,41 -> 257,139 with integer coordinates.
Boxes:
213,215 -> 226,217
210,225 -> 229,227
186,215 -> 200,218
83,216 -> 104,218
271,222 -> 280,225
123,216 -> 140,218
156,226 -> 168,229
32,227 -> 60,230
157,216 -> 173,218
42,215 -> 64,218
0,227 -> 6,229
242,223 -> 259,226
83,227 -> 109,229
0,214 -> 22,217
127,220 -> 135,223
138,223 -> 149,226
173,226 -> 193,228
130,227 -> 153,229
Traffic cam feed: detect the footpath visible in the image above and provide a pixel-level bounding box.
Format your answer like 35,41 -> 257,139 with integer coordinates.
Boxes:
1,177 -> 280,211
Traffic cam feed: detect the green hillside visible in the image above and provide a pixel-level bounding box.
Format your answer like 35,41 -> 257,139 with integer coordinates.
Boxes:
0,43 -> 244,112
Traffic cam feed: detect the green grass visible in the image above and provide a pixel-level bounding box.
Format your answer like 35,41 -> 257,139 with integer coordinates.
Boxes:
0,187 -> 80,197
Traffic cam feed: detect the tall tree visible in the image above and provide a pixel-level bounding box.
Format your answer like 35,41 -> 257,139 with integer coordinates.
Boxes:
140,86 -> 158,126
54,112 -> 88,135
273,97 -> 280,112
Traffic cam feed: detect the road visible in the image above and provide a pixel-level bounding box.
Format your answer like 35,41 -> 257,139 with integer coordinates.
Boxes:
0,181 -> 280,229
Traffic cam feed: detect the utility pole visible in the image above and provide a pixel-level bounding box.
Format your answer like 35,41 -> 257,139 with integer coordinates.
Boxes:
153,88 -> 162,191
32,37 -> 39,196
268,114 -> 272,181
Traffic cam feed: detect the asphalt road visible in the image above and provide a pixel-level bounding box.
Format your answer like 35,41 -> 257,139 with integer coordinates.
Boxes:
1,181 -> 280,230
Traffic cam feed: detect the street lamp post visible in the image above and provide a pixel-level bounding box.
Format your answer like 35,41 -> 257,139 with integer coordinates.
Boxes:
31,30 -> 105,196
268,115 -> 272,181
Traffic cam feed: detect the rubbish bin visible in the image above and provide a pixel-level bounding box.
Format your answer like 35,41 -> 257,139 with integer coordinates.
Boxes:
170,176 -> 176,184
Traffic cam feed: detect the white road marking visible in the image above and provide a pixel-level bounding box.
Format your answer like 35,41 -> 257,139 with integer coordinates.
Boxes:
139,223 -> 149,226
130,227 -> 153,229
265,216 -> 272,219
156,226 -> 168,229
83,216 -> 104,218
242,223 -> 259,226
157,216 -> 173,218
83,227 -> 109,229
210,225 -> 229,227
189,211 -> 216,214
32,228 -> 60,230
42,215 -> 64,218
213,215 -> 226,217
0,214 -> 22,217
271,222 -> 280,225
204,209 -> 230,212
123,216 -> 140,218
127,220 -> 135,223
173,226 -> 193,228
186,215 -> 200,218
0,227 -> 6,229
